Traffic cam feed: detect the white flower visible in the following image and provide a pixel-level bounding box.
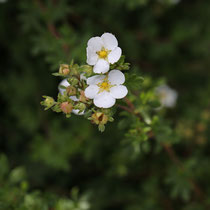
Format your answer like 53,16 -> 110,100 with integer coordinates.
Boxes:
59,79 -> 85,115
155,85 -> 178,108
86,33 -> 122,74
84,70 -> 128,108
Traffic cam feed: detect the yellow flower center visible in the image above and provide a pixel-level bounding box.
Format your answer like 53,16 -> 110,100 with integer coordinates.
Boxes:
97,79 -> 114,93
97,47 -> 109,59
98,50 -> 108,58
100,82 -> 109,89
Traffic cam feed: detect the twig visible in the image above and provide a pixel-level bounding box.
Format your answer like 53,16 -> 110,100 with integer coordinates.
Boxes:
161,143 -> 205,201
160,143 -> 182,169
117,100 -> 206,203
117,104 -> 135,114
33,1 -> 207,204
124,97 -> 135,110
35,0 -> 69,54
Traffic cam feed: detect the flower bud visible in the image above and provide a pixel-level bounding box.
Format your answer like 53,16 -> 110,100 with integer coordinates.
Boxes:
60,102 -> 73,114
79,91 -> 88,103
59,64 -> 70,75
66,86 -> 77,96
41,96 -> 55,110
68,77 -> 79,86
91,112 -> 108,125
74,102 -> 86,112
79,65 -> 93,76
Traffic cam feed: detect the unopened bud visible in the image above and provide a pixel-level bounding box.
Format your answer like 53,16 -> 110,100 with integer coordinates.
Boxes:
74,103 -> 86,112
60,102 -> 73,114
68,77 -> 79,86
79,65 -> 93,76
79,90 -> 88,103
41,96 -> 55,110
66,86 -> 77,96
91,112 -> 108,125
59,64 -> 70,75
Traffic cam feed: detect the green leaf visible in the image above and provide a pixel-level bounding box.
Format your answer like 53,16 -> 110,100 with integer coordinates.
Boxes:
125,73 -> 144,90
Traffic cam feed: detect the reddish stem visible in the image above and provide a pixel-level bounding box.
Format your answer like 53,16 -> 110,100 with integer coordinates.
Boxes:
118,100 -> 206,203
35,0 -> 69,54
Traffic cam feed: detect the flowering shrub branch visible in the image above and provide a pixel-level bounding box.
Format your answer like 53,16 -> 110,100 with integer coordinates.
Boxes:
41,32 -> 130,132
38,4 -> 208,203
117,96 -> 206,203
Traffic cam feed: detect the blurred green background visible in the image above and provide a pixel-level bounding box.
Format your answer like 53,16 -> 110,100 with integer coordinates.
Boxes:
0,0 -> 210,209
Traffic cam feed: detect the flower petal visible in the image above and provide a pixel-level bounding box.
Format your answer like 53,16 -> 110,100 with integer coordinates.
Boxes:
87,36 -> 103,51
155,85 -> 178,108
72,109 -> 84,115
86,47 -> 98,65
59,79 -> 69,95
101,33 -> 118,50
70,96 -> 79,101
80,73 -> 87,81
87,75 -> 105,85
93,59 -> 109,74
93,92 -> 116,108
108,47 -> 122,64
108,70 -> 125,85
110,85 -> 128,99
70,96 -> 84,115
84,85 -> 99,99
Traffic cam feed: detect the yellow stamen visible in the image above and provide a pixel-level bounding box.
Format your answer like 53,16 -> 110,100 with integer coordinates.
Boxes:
98,50 -> 108,58
97,47 -> 109,59
100,82 -> 110,90
97,78 -> 114,93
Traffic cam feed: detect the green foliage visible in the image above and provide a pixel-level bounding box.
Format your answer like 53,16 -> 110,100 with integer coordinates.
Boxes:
1,0 -> 210,209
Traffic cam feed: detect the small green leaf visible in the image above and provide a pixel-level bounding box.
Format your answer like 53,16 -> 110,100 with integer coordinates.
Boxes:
52,72 -> 65,77
125,73 -> 144,90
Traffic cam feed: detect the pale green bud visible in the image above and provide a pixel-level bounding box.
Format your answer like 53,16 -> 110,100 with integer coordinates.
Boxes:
74,103 -> 86,112
66,86 -> 77,96
59,64 -> 70,75
68,77 -> 79,86
41,96 -> 55,110
79,65 -> 93,76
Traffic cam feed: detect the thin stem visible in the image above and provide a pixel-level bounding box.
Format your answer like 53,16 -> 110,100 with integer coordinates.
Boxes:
35,0 -> 69,54
124,97 -> 135,110
161,143 -> 205,201
117,101 -> 206,203
117,104 -> 135,114
33,2 -> 207,204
